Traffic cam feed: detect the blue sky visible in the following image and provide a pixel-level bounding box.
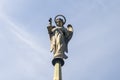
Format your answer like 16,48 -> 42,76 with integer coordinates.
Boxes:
0,0 -> 120,80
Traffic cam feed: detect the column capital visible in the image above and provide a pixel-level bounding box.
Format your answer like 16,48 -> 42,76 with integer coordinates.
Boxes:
52,58 -> 64,66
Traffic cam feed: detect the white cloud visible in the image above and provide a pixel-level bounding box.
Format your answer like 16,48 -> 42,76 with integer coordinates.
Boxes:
0,13 -> 51,80
0,13 -> 47,54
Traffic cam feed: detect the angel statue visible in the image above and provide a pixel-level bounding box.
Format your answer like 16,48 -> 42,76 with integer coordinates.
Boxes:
47,15 -> 73,59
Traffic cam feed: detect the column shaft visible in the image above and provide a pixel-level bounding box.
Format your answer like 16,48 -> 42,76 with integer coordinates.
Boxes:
53,61 -> 62,80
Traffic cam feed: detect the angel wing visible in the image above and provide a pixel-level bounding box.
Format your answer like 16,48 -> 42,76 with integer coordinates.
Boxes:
66,24 -> 73,42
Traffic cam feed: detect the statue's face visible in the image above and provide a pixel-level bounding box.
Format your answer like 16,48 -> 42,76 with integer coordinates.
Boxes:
56,18 -> 64,27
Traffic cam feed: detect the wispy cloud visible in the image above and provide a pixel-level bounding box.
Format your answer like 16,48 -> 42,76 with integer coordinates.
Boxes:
0,13 -> 46,55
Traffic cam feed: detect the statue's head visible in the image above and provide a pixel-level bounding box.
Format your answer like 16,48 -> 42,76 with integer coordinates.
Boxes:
55,18 -> 64,27
54,15 -> 66,27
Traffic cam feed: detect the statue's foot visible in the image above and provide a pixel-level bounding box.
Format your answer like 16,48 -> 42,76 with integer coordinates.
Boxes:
54,53 -> 68,59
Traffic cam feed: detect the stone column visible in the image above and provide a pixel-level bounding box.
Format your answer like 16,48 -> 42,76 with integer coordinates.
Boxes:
52,58 -> 64,80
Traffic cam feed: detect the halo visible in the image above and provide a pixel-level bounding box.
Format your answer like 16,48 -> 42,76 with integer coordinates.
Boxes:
54,15 -> 66,25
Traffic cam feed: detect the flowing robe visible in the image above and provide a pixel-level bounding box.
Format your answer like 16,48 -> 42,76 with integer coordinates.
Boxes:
47,25 -> 73,59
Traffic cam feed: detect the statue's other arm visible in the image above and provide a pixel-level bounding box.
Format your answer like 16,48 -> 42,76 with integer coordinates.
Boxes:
66,24 -> 73,42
